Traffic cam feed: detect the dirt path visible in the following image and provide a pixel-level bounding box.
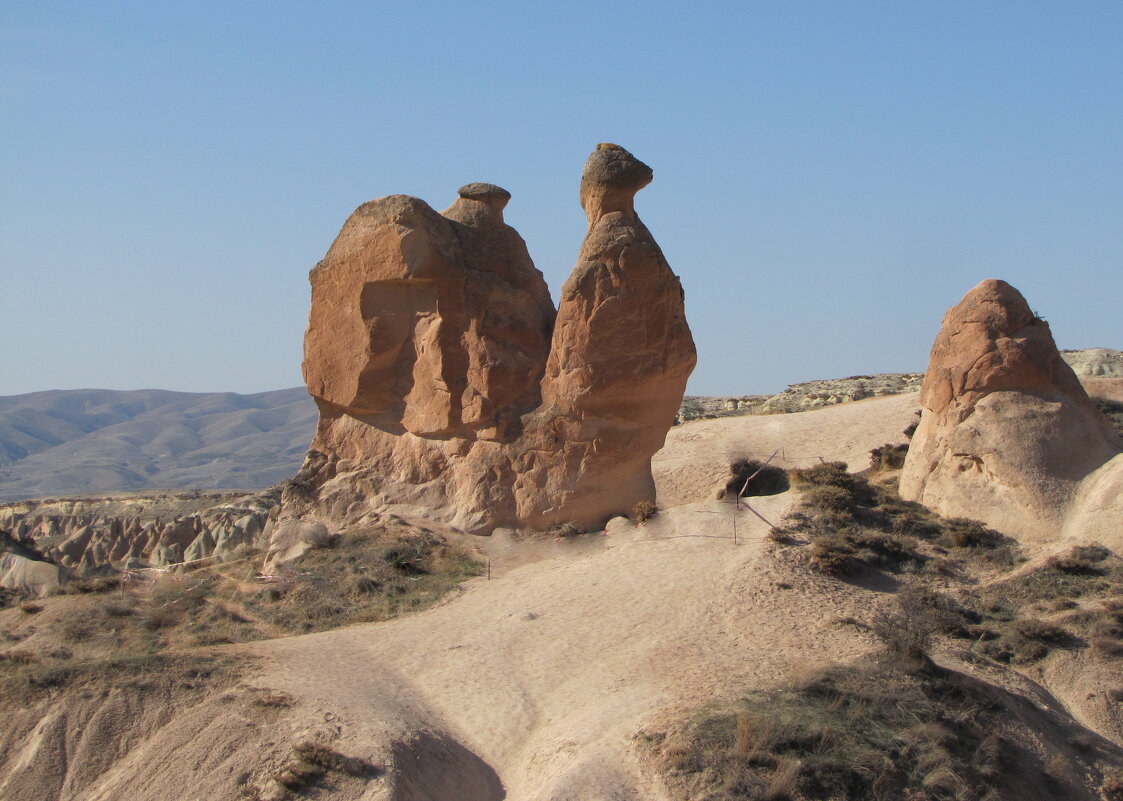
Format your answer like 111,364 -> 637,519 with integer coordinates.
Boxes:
246,493 -> 887,800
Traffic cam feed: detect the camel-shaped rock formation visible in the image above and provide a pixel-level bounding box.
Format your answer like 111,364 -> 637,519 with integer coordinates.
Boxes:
284,144 -> 696,536
900,279 -> 1122,543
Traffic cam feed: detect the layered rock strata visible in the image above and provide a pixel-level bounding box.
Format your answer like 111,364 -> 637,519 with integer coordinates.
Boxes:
287,144 -> 696,533
900,279 -> 1122,542
0,489 -> 277,572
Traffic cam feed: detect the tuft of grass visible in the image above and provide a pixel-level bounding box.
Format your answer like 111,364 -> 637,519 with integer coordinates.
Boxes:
631,500 -> 658,523
868,442 -> 908,471
1092,396 -> 1123,437
784,462 -> 1021,578
271,741 -> 380,794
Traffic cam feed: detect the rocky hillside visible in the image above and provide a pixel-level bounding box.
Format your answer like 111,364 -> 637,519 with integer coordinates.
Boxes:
0,489 -> 279,592
678,347 -> 1121,423
2,393 -> 1121,801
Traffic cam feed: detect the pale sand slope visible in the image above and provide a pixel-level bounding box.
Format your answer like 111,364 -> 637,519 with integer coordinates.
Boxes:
230,396 -> 940,800
12,392 -> 1111,801
246,496 -> 884,801
654,391 -> 921,507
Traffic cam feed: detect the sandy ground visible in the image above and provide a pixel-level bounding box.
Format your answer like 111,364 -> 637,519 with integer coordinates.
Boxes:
248,494 -> 886,801
4,392 -> 1117,801
230,395 -> 924,800
653,391 -> 920,507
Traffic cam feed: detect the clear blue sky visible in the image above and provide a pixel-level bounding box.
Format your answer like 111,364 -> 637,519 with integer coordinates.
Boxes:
3,1 -> 1121,397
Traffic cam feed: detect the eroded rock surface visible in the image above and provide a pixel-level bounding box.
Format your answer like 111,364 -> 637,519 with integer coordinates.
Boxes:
290,144 -> 696,533
900,279 -> 1121,542
0,489 -> 277,572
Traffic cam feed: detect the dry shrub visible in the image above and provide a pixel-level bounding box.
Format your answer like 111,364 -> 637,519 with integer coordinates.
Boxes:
809,535 -> 858,576
253,690 -> 294,708
0,650 -> 40,666
1092,396 -> 1123,437
1048,546 -> 1110,575
273,741 -> 378,792
1093,637 -> 1123,658
663,656 -> 1044,801
631,500 -> 658,523
802,485 -> 854,513
60,574 -> 121,594
293,741 -> 374,777
1105,768 -> 1123,801
722,460 -> 790,499
870,593 -> 939,667
1013,618 -> 1067,643
868,442 -> 908,471
943,517 -> 1004,549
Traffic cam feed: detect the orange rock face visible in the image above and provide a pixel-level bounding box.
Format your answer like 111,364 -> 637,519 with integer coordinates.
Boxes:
290,145 -> 696,533
900,279 -> 1121,541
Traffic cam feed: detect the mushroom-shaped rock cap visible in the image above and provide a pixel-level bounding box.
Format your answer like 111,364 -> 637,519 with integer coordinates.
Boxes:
582,143 -> 653,192
458,182 -> 511,202
444,183 -> 512,226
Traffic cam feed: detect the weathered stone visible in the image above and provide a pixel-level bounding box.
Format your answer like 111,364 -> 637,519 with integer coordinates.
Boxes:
0,490 -> 279,573
287,144 -> 696,534
900,279 -> 1121,541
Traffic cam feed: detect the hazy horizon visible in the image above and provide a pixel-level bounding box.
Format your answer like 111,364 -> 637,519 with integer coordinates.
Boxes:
4,2 -> 1121,398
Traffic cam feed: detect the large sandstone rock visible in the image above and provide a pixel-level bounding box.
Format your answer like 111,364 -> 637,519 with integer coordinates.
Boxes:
289,144 -> 696,534
900,279 -> 1122,542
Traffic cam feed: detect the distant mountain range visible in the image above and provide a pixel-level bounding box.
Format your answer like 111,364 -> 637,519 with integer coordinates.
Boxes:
0,388 -> 317,501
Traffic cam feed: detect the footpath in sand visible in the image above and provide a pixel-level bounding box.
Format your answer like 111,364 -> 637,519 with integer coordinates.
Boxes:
7,391 -> 1117,800
241,395 -> 922,800
250,497 -> 884,801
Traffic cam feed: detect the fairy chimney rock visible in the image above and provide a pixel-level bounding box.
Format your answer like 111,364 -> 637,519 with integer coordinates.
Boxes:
900,279 -> 1121,541
288,145 -> 695,535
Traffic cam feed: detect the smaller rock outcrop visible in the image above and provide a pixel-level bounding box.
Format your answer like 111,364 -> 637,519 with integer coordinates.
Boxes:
900,279 -> 1122,541
0,489 -> 278,572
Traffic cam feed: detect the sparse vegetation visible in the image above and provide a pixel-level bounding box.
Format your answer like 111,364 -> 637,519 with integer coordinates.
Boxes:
868,442 -> 908,471
882,545 -> 1123,665
720,459 -> 791,499
781,462 -> 1016,577
632,500 -> 658,523
1092,396 -> 1123,437
268,740 -> 380,797
0,522 -> 481,699
659,654 -> 1055,801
